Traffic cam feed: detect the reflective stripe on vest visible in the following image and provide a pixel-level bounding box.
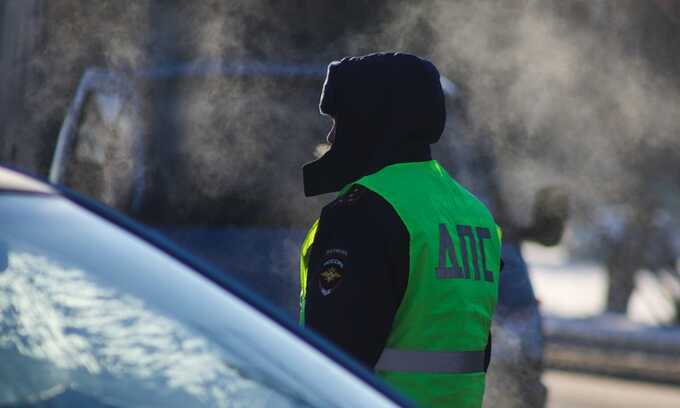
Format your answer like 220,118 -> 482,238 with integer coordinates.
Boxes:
299,219 -> 319,326
375,348 -> 486,374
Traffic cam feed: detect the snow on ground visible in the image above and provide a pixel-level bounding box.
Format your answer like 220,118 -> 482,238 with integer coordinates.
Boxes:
523,243 -> 677,325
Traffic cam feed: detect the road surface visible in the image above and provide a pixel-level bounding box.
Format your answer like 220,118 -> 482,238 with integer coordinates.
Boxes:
545,370 -> 680,408
528,243 -> 680,406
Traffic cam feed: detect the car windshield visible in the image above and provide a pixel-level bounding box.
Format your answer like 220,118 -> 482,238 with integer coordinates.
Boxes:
0,193 -> 393,407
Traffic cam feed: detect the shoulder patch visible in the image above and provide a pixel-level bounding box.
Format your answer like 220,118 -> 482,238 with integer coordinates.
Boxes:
318,248 -> 348,296
329,184 -> 367,208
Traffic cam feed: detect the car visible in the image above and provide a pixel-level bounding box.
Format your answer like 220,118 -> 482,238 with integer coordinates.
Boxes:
0,166 -> 412,407
46,61 -> 463,317
48,62 -> 332,316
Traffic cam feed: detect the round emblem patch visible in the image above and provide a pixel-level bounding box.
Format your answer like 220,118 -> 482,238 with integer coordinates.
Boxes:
319,257 -> 344,296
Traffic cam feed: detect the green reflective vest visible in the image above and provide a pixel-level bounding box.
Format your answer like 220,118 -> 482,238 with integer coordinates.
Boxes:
300,160 -> 501,407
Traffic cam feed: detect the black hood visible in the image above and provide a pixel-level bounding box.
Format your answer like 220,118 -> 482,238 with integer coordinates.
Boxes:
303,52 -> 446,197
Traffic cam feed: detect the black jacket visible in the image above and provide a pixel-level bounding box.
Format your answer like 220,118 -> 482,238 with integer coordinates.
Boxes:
304,182 -> 409,367
303,148 -> 492,369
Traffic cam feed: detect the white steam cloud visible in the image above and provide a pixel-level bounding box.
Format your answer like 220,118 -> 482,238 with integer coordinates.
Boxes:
377,0 -> 680,222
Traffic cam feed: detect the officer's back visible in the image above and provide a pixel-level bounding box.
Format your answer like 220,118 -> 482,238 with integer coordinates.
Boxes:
299,53 -> 501,407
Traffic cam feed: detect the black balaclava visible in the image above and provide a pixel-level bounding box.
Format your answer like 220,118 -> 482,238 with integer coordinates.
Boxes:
302,52 -> 446,197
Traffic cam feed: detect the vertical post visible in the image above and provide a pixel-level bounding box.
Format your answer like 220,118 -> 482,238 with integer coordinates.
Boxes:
0,0 -> 44,173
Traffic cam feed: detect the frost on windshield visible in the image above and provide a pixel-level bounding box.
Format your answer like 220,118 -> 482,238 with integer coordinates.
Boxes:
0,249 -> 300,407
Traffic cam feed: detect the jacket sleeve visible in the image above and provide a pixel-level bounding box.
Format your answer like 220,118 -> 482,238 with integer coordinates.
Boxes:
303,185 -> 409,368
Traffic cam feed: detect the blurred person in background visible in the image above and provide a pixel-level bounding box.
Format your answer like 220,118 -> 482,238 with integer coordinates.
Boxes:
299,52 -> 502,408
601,197 -> 679,322
435,89 -> 569,408
594,144 -> 680,323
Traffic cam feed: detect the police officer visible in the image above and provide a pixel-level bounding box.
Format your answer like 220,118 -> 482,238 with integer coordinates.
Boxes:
299,53 -> 502,407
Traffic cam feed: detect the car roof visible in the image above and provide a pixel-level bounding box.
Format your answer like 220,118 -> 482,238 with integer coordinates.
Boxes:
80,60 -> 457,96
0,166 -> 55,194
137,61 -> 327,79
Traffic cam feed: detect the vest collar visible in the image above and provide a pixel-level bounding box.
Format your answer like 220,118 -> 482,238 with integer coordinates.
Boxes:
303,139 -> 432,197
